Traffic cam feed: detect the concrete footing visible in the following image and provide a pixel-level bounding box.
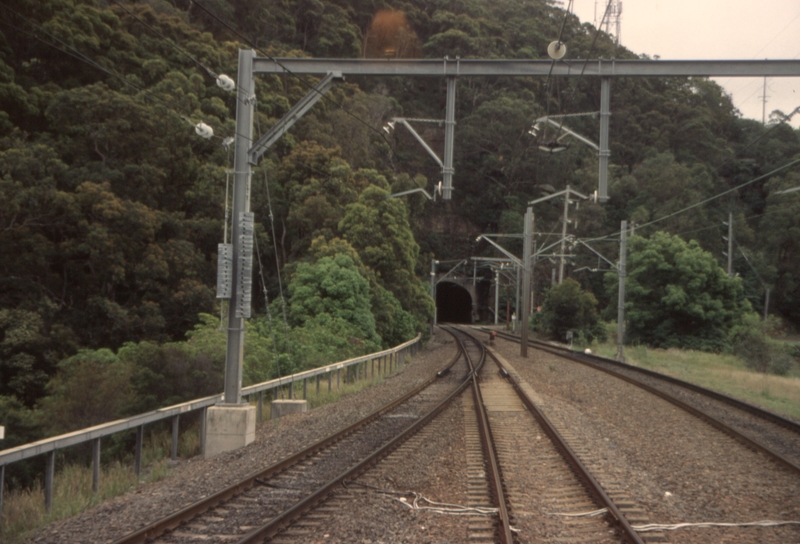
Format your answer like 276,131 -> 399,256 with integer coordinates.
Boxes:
204,404 -> 256,458
271,399 -> 308,419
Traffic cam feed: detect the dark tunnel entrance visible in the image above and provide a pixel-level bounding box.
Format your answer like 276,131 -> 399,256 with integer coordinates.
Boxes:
436,281 -> 473,323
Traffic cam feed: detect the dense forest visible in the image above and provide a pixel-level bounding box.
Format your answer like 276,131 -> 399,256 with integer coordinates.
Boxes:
1,0 -> 799,457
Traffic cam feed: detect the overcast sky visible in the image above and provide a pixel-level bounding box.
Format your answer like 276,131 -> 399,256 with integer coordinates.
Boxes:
570,0 -> 800,128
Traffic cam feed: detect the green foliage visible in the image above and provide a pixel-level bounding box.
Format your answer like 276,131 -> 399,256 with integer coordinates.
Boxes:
120,340 -> 221,413
39,349 -> 136,433
340,185 -> 434,330
731,314 -> 794,376
0,395 -> 45,488
308,236 -> 416,348
607,232 -> 750,351
538,279 -> 605,343
760,171 -> 800,323
288,252 -> 381,352
3,0 -> 800,447
0,395 -> 43,452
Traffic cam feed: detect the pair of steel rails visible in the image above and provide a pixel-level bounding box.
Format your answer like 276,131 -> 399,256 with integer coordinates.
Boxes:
491,329 -> 800,476
115,326 -> 646,543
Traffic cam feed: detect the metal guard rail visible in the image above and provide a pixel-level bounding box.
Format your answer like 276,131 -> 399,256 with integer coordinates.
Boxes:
0,334 -> 421,467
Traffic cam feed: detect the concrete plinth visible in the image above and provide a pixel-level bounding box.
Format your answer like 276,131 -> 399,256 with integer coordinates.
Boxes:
204,404 -> 256,458
271,399 -> 308,419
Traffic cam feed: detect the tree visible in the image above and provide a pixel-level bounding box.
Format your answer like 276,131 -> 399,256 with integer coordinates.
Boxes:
760,170 -> 800,322
339,185 -> 434,330
39,349 -> 136,433
308,236 -> 416,348
606,231 -> 750,351
287,252 -> 381,352
538,279 -> 605,343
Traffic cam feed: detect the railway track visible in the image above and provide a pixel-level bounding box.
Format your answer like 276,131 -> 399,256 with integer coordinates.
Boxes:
273,325 -> 514,543
113,337 -> 470,544
456,327 -> 648,544
490,329 -> 800,475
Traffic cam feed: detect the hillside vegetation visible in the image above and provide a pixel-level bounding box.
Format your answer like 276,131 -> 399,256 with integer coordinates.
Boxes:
1,0 -> 799,465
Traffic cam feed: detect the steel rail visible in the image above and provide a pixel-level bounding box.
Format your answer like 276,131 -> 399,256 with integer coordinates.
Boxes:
113,341 -> 462,544
494,330 -> 800,476
490,329 -> 800,433
237,328 -> 475,543
459,327 -> 645,544
562,338 -> 800,433
444,325 -> 515,544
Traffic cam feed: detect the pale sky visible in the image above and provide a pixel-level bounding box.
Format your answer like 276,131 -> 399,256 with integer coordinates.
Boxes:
570,0 -> 800,128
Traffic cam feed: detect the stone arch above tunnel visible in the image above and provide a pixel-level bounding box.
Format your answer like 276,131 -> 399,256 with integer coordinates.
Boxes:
436,281 -> 473,323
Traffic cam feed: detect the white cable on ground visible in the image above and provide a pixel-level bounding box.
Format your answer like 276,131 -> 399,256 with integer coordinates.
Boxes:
391,492 -> 499,516
633,520 -> 800,533
550,508 -> 609,518
348,483 -> 498,517
549,509 -> 800,533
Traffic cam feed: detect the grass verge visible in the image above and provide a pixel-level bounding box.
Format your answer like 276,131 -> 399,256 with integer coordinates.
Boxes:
586,341 -> 800,421
2,359 -> 401,542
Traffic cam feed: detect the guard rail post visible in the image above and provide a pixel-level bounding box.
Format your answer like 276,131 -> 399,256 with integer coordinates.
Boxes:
0,464 -> 5,523
135,426 -> 143,476
92,438 -> 101,492
171,416 -> 179,461
45,450 -> 54,513
199,410 -> 206,457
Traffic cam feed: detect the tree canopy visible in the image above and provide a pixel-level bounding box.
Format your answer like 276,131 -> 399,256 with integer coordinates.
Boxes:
1,0 -> 799,449
607,232 -> 751,351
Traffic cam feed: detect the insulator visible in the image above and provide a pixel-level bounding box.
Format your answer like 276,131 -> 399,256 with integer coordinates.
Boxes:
216,74 -> 235,92
195,122 -> 214,139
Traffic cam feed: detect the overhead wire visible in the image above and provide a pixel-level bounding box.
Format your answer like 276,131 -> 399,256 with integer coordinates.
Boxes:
582,157 -> 800,245
189,0 -> 403,158
0,4 -> 233,143
109,0 -> 220,79
647,105 -> 800,220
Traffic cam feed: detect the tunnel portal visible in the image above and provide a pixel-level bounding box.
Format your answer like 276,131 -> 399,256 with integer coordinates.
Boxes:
436,281 -> 473,323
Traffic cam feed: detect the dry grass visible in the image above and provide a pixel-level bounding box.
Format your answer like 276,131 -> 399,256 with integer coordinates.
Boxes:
2,358 -> 404,542
0,458 -> 170,544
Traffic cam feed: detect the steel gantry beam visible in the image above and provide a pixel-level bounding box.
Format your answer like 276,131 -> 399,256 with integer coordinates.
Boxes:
253,58 -> 800,78
220,52 -> 800,416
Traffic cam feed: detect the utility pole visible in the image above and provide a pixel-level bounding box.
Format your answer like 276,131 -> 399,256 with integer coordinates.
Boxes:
617,220 -> 627,362
521,208 -> 533,357
205,49 -> 257,458
559,186 -> 570,284
430,259 -> 437,332
723,212 -> 733,277
224,50 -> 255,405
494,268 -> 500,325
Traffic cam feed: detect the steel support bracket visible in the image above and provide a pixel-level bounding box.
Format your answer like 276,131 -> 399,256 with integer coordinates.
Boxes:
248,71 -> 343,165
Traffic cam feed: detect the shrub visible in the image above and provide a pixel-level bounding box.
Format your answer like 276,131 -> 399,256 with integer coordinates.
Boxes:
538,279 -> 607,343
732,314 -> 794,375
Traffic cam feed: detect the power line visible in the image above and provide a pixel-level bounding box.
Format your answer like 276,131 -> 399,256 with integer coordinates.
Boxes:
647,105 -> 800,220
586,157 -> 800,244
110,0 -> 219,79
0,4 -> 229,141
189,0 -> 400,155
